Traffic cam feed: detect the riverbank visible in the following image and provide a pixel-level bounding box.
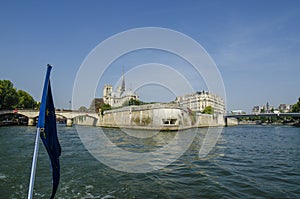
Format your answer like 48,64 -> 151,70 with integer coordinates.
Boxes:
0,104 -> 236,129
238,120 -> 300,127
95,103 -> 228,130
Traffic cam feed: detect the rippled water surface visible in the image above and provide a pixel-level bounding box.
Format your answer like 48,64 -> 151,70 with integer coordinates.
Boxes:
0,125 -> 299,198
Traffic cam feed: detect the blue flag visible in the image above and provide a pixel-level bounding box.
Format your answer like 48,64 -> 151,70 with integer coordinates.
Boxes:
38,65 -> 61,199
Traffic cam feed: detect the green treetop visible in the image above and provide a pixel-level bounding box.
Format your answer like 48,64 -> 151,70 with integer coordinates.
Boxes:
0,80 -> 37,109
17,90 -> 37,108
291,97 -> 300,112
202,105 -> 214,114
0,80 -> 18,109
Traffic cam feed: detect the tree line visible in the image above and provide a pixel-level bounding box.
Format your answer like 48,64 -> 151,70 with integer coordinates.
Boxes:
0,80 -> 38,109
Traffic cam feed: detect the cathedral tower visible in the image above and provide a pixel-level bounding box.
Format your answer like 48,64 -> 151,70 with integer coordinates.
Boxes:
103,84 -> 112,98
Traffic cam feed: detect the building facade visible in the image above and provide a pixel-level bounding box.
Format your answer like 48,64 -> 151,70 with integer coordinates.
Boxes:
103,72 -> 139,108
175,91 -> 225,114
252,103 -> 274,113
252,106 -> 261,114
278,104 -> 292,113
252,102 -> 293,114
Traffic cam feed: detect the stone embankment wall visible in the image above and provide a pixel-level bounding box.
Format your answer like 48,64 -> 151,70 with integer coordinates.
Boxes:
196,114 -> 226,127
94,103 -> 226,130
73,115 -> 98,126
73,103 -> 230,129
98,104 -> 192,130
225,117 -> 239,126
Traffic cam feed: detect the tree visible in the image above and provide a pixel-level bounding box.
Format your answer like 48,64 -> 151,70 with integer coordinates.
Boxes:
89,98 -> 104,112
78,106 -> 88,112
16,90 -> 37,108
291,97 -> 300,112
0,80 -> 37,109
122,98 -> 143,107
202,105 -> 214,114
99,103 -> 111,115
0,80 -> 18,109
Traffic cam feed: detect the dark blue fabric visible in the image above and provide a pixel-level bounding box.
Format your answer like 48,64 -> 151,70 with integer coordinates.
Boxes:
39,78 -> 61,199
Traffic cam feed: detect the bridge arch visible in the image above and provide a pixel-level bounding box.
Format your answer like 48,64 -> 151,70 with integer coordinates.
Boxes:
0,112 -> 32,126
72,114 -> 99,126
0,109 -> 100,127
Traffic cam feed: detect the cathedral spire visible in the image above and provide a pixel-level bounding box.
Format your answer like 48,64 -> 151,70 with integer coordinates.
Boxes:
121,66 -> 125,93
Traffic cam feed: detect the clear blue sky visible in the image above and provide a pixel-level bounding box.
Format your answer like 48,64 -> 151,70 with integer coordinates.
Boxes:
0,0 -> 299,112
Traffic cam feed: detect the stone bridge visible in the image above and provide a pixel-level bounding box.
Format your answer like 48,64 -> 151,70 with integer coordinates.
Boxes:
224,112 -> 300,126
0,109 -> 99,126
225,112 -> 300,119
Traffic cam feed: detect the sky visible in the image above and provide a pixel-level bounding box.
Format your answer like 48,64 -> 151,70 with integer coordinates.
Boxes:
0,0 -> 299,112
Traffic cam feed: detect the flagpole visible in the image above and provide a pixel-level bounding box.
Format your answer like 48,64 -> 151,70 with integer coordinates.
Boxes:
27,128 -> 41,199
27,64 -> 52,199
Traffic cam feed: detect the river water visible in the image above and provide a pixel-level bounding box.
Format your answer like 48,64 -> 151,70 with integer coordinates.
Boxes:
0,125 -> 299,198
